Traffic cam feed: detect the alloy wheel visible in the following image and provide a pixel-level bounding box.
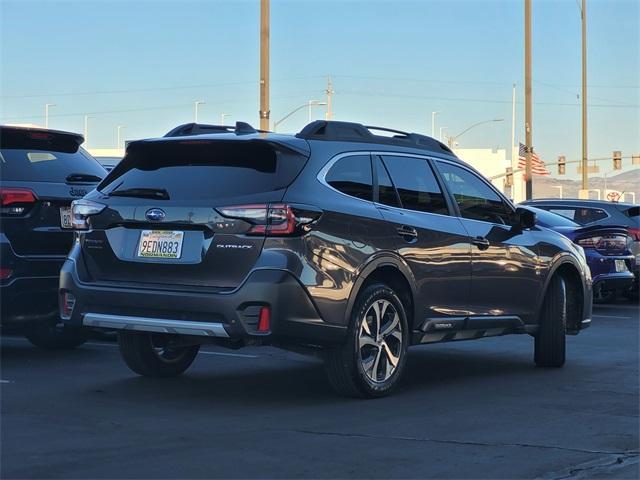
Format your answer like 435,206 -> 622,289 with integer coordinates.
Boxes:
358,299 -> 403,383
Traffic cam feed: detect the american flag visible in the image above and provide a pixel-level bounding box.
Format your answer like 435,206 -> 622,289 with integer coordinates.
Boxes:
518,143 -> 550,176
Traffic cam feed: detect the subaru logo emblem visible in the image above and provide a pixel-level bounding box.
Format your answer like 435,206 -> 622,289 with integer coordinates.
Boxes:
145,208 -> 166,222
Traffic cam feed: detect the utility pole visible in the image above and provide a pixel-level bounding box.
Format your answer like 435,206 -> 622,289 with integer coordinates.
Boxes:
580,0 -> 588,193
325,75 -> 334,120
259,0 -> 270,130
45,103 -> 55,129
431,111 -> 439,138
524,0 -> 533,200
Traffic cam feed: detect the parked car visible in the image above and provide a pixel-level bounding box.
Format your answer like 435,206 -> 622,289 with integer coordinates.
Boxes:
60,120 -> 592,397
519,205 -> 635,302
0,125 -> 106,348
522,199 -> 639,299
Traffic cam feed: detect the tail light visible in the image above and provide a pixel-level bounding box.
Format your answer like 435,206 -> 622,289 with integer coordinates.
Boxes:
628,227 -> 640,242
71,199 -> 105,230
217,204 -> 321,236
0,188 -> 36,215
577,234 -> 628,252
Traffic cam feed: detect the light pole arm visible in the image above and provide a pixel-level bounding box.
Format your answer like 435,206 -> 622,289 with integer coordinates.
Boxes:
448,119 -> 504,147
273,102 -> 326,132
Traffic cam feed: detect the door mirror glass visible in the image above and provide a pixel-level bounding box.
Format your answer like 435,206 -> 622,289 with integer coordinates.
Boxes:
516,207 -> 536,229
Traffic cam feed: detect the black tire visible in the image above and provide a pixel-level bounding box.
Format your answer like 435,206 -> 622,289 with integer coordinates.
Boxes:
534,275 -> 567,368
117,331 -> 200,377
25,320 -> 88,350
324,283 -> 409,398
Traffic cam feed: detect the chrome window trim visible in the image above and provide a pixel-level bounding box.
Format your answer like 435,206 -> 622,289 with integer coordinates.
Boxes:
317,150 -> 450,207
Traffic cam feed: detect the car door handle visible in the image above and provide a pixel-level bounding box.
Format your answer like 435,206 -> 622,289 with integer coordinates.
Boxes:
472,236 -> 490,250
397,226 -> 418,241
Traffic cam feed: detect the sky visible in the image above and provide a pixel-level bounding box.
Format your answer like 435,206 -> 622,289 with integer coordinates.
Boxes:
1,0 -> 638,178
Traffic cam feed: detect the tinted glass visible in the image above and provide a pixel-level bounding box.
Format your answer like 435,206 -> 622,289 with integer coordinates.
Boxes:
437,161 -> 513,224
382,155 -> 448,215
547,207 -> 608,225
375,156 -> 400,207
99,141 -> 307,201
326,155 -> 373,201
0,148 -> 105,182
528,207 -> 579,227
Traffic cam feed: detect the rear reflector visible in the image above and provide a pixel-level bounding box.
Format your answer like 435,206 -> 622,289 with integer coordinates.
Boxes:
257,307 -> 271,333
0,268 -> 13,279
0,188 -> 36,206
60,292 -> 76,320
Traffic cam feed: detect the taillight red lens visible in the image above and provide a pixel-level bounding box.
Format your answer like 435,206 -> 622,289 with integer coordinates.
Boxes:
257,306 -> 271,333
217,204 -> 320,236
0,188 -> 36,206
628,227 -> 640,242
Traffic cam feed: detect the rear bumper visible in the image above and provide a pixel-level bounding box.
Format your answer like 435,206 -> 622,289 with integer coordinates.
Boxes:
60,258 -> 347,345
592,272 -> 635,292
1,238 -> 65,324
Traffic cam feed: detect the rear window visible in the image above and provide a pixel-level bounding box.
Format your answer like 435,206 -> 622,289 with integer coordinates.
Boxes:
0,148 -> 105,182
99,140 -> 307,200
529,207 -> 579,227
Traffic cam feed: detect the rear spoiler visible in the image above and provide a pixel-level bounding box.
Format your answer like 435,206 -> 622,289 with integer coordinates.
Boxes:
574,224 -> 631,237
0,125 -> 83,153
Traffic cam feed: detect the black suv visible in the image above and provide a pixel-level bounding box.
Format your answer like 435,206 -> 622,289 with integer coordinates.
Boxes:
1,125 -> 106,348
60,121 -> 592,397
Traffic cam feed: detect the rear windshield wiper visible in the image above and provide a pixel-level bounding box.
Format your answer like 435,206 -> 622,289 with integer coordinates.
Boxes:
108,187 -> 170,200
66,173 -> 103,183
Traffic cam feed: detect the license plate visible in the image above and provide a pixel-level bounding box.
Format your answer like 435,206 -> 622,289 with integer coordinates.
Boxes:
60,207 -> 73,229
615,259 -> 627,273
137,230 -> 184,259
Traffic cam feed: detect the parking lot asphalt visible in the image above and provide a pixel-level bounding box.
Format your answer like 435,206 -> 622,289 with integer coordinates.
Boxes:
1,301 -> 638,479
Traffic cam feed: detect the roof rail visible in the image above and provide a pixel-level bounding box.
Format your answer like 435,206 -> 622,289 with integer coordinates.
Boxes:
296,120 -> 454,155
163,121 -> 265,138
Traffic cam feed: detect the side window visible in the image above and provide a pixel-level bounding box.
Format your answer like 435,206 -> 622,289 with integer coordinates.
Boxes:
325,155 -> 373,201
375,156 -> 400,207
548,208 -> 577,221
577,208 -> 608,224
436,161 -> 514,225
382,155 -> 449,215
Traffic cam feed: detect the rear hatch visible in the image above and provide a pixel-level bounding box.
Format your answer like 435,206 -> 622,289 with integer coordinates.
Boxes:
81,136 -> 309,289
0,127 -> 106,256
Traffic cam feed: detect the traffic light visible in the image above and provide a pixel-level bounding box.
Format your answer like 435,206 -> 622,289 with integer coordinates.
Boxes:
504,167 -> 513,187
557,155 -> 566,175
613,151 -> 622,170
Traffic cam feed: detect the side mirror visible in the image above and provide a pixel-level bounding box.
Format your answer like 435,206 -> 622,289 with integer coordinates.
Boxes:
515,207 -> 536,229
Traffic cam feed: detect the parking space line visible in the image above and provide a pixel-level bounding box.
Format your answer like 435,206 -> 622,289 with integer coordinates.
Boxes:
592,315 -> 633,319
1,380 -> 11,384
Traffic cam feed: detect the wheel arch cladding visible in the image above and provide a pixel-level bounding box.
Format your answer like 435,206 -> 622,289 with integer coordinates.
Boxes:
545,262 -> 584,332
350,263 -> 415,333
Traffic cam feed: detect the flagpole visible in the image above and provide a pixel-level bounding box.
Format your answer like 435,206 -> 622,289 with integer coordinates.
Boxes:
511,84 -> 516,170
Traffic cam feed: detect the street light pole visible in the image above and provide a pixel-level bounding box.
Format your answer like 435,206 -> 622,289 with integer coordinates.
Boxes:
524,0 -> 533,200
194,101 -> 205,122
84,115 -> 89,147
117,125 -> 125,150
220,113 -> 230,125
45,103 -> 56,129
431,111 -> 439,138
439,127 -> 447,142
580,0 -> 588,192
259,0 -> 270,130
273,101 -> 327,132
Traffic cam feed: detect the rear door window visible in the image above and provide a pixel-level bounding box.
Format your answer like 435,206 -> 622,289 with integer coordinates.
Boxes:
375,156 -> 400,207
547,207 -> 609,225
382,155 -> 449,215
100,140 -> 307,201
325,154 -> 373,201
